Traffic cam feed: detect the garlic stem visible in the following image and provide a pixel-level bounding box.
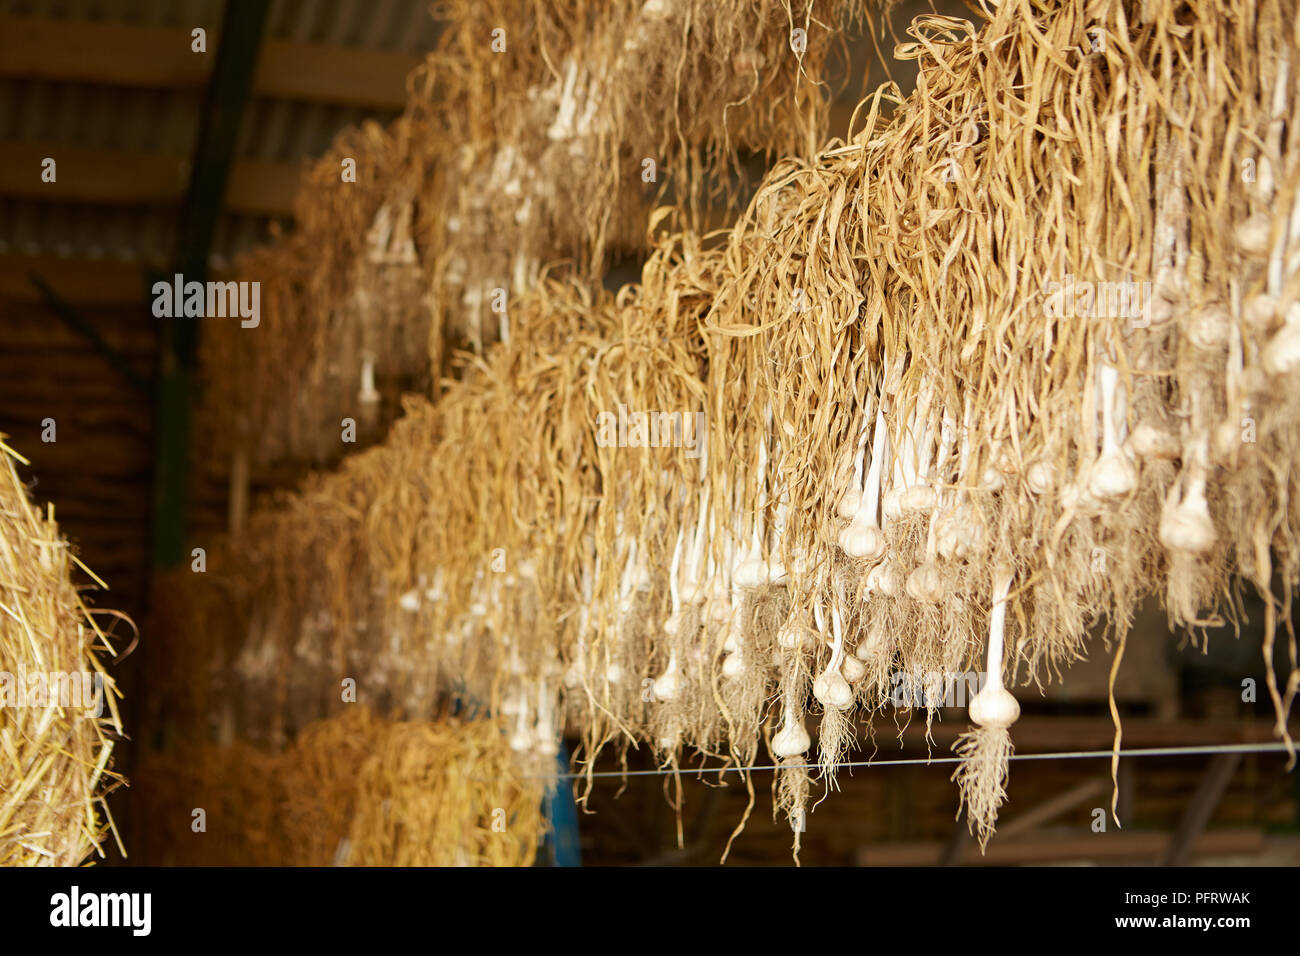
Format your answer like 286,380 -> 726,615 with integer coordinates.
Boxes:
969,569 -> 1019,729
1089,360 -> 1137,497
839,405 -> 888,559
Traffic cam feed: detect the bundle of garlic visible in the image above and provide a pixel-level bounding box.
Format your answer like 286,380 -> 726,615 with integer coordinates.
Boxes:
165,0 -> 1300,860
196,0 -> 861,485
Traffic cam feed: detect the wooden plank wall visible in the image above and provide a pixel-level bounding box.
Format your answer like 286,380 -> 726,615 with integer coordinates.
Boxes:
0,295 -> 157,617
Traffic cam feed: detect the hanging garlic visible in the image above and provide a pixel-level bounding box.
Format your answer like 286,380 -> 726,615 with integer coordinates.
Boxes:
865,561 -> 901,596
771,691 -> 811,758
811,601 -> 854,711
1025,459 -> 1055,495
840,652 -> 866,683
1088,360 -> 1137,498
838,404 -> 888,560
533,679 -> 559,757
836,414 -> 870,518
855,619 -> 888,661
358,352 -> 380,406
1159,443 -> 1215,554
509,689 -> 533,752
905,498 -> 945,602
1234,211 -> 1273,256
734,425 -> 773,587
1262,303 -> 1300,375
721,647 -> 745,679
953,566 -> 1018,848
776,616 -> 806,650
654,524 -> 690,701
1127,422 -> 1181,460
1186,301 -> 1231,352
901,387 -> 940,513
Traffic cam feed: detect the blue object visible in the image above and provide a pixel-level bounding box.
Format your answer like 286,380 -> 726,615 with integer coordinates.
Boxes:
541,740 -> 582,867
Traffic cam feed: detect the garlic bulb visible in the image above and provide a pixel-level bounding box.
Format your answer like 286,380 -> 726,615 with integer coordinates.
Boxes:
1089,362 -> 1137,498
1160,426 -> 1215,553
812,670 -> 854,710
1262,307 -> 1300,374
837,485 -> 863,519
840,654 -> 866,683
1060,480 -> 1099,514
936,505 -> 980,560
721,620 -> 741,654
771,696 -> 810,758
855,621 -> 888,661
838,406 -> 889,560
1127,423 -> 1180,460
836,420 -> 870,518
1234,211 -> 1272,255
1024,460 -> 1055,495
1159,477 -> 1215,554
812,601 -> 854,711
652,653 -> 681,701
776,620 -> 805,650
905,562 -> 945,603
969,681 -> 1020,728
733,558 -> 768,589
1243,293 -> 1279,331
1186,303 -> 1231,352
901,484 -> 938,513
563,663 -> 583,690
968,569 -> 1018,730
866,561 -> 900,596
721,651 -> 745,679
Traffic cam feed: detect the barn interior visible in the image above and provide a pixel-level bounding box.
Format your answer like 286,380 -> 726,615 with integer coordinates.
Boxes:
1,0 -> 1298,867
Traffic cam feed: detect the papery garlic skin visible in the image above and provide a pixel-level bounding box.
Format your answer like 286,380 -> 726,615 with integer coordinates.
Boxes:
1025,460 -> 1055,495
905,563 -> 945,603
840,654 -> 866,683
721,651 -> 745,679
969,683 -> 1020,729
813,670 -> 854,710
1262,309 -> 1300,375
1159,486 -> 1216,554
771,719 -> 811,758
1128,423 -> 1180,460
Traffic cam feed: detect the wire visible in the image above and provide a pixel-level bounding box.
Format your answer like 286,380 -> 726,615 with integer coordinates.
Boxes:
513,740 -> 1295,781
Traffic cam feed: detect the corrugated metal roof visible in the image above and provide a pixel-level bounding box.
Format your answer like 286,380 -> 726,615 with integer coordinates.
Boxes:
0,0 -> 436,268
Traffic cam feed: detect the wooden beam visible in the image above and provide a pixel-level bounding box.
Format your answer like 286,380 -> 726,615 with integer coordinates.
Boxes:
254,39 -> 422,110
995,778 -> 1108,840
857,828 -> 1265,866
152,1 -> 268,570
0,14 -> 209,88
223,158 -> 301,217
0,14 -> 421,109
0,254 -> 151,305
0,142 -> 298,216
0,142 -> 188,205
1161,752 -> 1242,866
27,273 -> 151,395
